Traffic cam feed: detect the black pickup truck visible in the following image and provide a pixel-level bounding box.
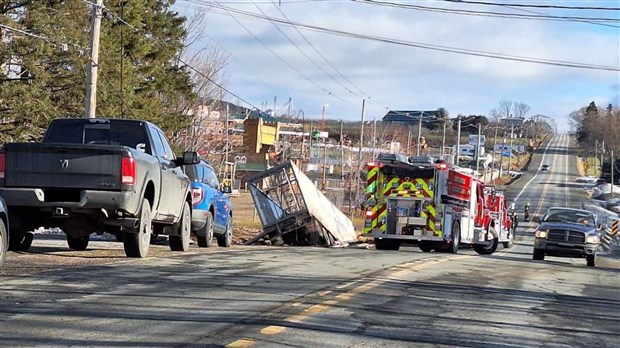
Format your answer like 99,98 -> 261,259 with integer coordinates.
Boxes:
0,118 -> 199,258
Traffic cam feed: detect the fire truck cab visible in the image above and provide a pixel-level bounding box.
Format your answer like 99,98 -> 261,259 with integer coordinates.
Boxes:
363,153 -> 514,253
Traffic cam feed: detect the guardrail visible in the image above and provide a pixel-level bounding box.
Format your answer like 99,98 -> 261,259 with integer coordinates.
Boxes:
582,202 -> 620,253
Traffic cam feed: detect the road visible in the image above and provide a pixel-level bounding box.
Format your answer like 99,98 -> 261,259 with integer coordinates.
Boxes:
1,134 -> 618,348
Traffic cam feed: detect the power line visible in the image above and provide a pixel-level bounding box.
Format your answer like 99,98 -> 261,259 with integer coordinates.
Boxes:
439,0 -> 620,11
496,3 -> 620,28
270,0 -> 373,100
184,0 -> 354,105
352,0 -> 620,25
197,3 -> 619,72
78,0 -> 263,111
252,1 -> 361,99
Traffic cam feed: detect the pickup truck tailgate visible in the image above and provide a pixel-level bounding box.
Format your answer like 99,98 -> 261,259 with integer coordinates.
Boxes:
4,143 -> 123,190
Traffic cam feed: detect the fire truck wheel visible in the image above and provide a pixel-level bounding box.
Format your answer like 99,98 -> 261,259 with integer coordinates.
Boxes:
450,223 -> 460,254
419,242 -> 433,252
474,238 -> 499,255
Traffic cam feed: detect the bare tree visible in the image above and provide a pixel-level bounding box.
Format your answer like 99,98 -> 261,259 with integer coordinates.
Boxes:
489,99 -> 513,121
171,9 -> 230,155
513,102 -> 531,119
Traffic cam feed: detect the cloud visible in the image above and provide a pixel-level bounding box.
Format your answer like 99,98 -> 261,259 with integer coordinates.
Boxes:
175,1 -> 620,123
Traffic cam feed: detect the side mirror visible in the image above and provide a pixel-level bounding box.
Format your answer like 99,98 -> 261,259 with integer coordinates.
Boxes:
180,151 -> 200,165
532,216 -> 540,223
221,185 -> 232,194
510,203 -> 515,210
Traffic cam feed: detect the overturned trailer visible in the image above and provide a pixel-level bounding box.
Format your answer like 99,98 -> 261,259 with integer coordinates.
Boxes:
246,161 -> 356,246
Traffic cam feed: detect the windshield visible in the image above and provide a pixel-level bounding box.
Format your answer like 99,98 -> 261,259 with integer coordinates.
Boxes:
542,210 -> 595,227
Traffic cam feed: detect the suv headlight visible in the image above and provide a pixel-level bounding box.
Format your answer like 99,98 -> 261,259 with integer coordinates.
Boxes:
535,229 -> 548,238
586,235 -> 600,244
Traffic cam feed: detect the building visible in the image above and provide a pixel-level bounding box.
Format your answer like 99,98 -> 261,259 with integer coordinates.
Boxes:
382,110 -> 441,127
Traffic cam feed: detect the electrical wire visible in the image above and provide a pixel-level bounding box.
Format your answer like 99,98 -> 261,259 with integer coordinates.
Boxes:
270,0 -> 373,100
190,2 -> 619,72
496,3 -> 620,28
351,0 -> 620,25
439,0 -> 620,11
252,1 -> 361,99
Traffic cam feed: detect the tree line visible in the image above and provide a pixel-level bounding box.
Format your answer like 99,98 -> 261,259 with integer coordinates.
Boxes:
0,1 -> 226,149
570,101 -> 620,156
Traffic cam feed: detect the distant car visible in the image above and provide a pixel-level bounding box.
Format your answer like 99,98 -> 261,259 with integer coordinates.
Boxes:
532,207 -> 600,267
541,164 -> 550,171
0,196 -> 8,267
185,161 -> 233,248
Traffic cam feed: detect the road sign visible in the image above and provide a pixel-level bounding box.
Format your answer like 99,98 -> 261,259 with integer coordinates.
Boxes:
468,134 -> 486,146
611,219 -> 619,236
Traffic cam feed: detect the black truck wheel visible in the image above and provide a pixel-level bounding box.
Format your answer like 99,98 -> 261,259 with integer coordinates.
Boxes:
419,242 -> 433,252
67,234 -> 90,250
0,219 -> 7,267
123,199 -> 152,258
217,217 -> 233,248
374,238 -> 400,251
9,231 -> 33,252
586,254 -> 595,267
170,201 -> 191,252
533,248 -> 545,261
196,211 -> 214,248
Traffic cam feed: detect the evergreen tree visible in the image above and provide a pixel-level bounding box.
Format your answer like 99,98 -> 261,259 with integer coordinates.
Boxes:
0,0 -> 195,144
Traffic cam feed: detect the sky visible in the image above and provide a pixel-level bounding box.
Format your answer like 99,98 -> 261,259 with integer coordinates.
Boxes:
172,0 -> 620,133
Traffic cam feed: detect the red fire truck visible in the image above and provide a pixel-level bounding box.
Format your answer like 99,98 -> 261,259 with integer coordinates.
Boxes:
363,153 -> 514,253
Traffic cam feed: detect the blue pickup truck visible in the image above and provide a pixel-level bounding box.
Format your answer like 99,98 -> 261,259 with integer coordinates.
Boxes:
185,161 -> 233,247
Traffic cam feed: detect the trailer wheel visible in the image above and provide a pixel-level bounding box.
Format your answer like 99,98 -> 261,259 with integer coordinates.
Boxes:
449,223 -> 460,254
123,198 -> 152,258
170,201 -> 191,252
66,234 -> 90,250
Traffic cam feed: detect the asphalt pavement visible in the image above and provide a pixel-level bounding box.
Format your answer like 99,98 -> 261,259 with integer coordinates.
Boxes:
0,134 -> 618,348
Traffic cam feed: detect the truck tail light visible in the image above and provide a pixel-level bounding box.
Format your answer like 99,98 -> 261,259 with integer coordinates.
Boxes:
0,153 -> 5,180
121,157 -> 136,185
192,187 -> 204,206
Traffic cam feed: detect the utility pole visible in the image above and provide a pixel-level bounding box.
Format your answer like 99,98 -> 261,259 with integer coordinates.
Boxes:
372,118 -> 377,159
225,104 -> 230,164
406,130 -> 411,156
356,99 -> 366,215
612,149 -> 615,197
493,125 -> 498,183
476,123 -> 482,175
455,116 -> 462,165
416,113 -> 423,156
441,121 -> 447,158
85,0 -> 104,118
508,124 -> 514,175
309,120 -> 313,164
340,119 -> 344,179
322,136 -> 328,190
298,110 -> 305,162
601,140 -> 605,174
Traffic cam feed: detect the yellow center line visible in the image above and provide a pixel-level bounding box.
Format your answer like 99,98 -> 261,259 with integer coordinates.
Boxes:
257,255 -> 469,337
226,338 -> 256,348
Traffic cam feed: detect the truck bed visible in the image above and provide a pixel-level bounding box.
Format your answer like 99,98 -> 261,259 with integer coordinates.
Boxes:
3,143 -> 124,191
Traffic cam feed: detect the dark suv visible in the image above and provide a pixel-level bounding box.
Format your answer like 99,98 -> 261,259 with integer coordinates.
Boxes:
532,207 -> 600,267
